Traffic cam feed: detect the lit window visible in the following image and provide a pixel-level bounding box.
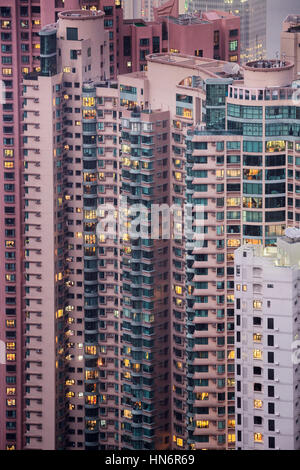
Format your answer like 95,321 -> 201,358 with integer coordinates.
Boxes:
6,399 -> 15,407
175,285 -> 182,295
253,349 -> 262,360
254,399 -> 263,409
253,300 -> 262,309
63,67 -> 71,73
228,433 -> 236,443
254,433 -> 263,442
6,353 -> 15,361
228,350 -> 235,359
253,333 -> 262,342
196,420 -> 209,428
2,68 -> 12,75
124,409 -> 132,419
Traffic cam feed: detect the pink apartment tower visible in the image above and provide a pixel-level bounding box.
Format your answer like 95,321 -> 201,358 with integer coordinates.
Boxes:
0,0 -> 244,451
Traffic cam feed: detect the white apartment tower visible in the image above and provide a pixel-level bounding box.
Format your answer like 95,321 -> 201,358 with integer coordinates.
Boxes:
234,230 -> 300,450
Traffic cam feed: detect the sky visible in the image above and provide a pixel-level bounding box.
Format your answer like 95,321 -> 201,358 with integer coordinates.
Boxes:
267,0 -> 300,58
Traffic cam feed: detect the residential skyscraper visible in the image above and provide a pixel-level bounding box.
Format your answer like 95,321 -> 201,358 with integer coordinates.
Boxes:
281,15 -> 300,80
22,9 -> 111,449
185,0 -> 267,62
235,231 -> 300,450
123,0 -> 171,22
116,52 -> 300,449
2,0 -> 300,453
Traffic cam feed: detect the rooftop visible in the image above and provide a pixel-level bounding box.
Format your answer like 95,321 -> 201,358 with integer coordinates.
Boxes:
58,9 -> 104,20
244,59 -> 293,72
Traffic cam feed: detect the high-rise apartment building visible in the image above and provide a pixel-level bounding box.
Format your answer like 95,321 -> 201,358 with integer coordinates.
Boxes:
0,0 -> 87,451
281,15 -> 300,80
22,9 -> 111,449
185,0 -> 267,62
123,0 -> 171,22
2,0 -> 300,453
234,230 -> 300,450
0,0 -> 240,451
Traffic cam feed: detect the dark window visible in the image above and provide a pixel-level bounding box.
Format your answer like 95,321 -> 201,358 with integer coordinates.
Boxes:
268,352 -> 274,363
268,403 -> 275,414
268,386 -> 275,397
254,416 -> 262,425
67,28 -> 78,41
269,437 -> 275,449
123,36 -> 131,57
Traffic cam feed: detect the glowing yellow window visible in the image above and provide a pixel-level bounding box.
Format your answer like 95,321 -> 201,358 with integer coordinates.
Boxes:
4,149 -> 13,157
228,350 -> 235,360
4,161 -> 14,168
176,438 -> 183,447
253,349 -> 262,360
253,300 -> 262,309
175,298 -> 182,306
124,409 -> 132,419
83,97 -> 95,107
6,353 -> 15,361
63,67 -> 71,73
236,284 -> 241,291
254,433 -> 263,442
2,68 -> 12,75
228,419 -> 235,428
254,399 -> 263,409
174,172 -> 182,181
7,399 -> 15,407
196,420 -> 209,428
124,359 -> 130,368
6,320 -> 15,328
196,392 -> 209,401
85,345 -> 97,355
175,285 -> 182,295
6,388 -> 15,395
228,433 -> 236,443
253,333 -> 262,342
6,342 -> 15,350
242,284 -> 247,291
227,169 -> 241,178
22,68 -> 29,74
227,239 -> 241,247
